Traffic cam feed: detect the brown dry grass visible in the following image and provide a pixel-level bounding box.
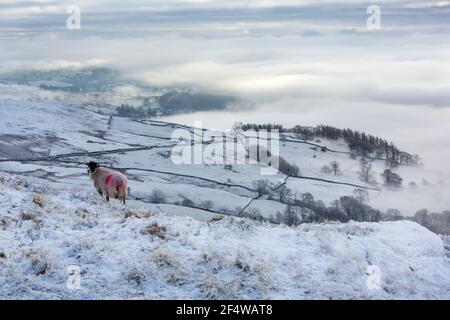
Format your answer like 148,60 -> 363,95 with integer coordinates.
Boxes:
140,222 -> 167,239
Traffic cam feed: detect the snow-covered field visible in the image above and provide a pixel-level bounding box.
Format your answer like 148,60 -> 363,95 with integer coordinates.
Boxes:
1,84 -> 450,218
0,173 -> 449,299
1,85 -> 450,299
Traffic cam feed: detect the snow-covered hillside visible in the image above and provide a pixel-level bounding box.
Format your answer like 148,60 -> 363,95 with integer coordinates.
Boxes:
1,85 -> 450,299
0,173 -> 449,299
1,84 -> 449,219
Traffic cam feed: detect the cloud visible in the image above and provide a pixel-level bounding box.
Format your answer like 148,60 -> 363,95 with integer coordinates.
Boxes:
1,0 -> 449,34
0,1 -> 450,171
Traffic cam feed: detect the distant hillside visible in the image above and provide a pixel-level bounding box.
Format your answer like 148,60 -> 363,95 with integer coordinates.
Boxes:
0,67 -> 126,93
158,92 -> 236,116
0,86 -> 449,234
241,123 -> 420,166
0,68 -> 237,117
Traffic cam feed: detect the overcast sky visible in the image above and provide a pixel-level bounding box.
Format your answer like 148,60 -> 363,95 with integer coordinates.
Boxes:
1,0 -> 450,170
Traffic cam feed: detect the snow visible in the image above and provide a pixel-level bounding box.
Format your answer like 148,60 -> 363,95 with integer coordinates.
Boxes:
1,86 -> 449,218
0,173 -> 449,299
1,84 -> 450,299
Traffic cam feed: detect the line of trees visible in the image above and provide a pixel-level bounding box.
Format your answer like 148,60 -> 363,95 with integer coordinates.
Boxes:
248,145 -> 300,177
241,123 -> 285,132
413,209 -> 450,235
315,125 -> 420,166
251,179 -> 383,226
270,191 -> 383,226
116,104 -> 157,118
147,184 -> 449,235
250,177 -> 441,229
240,123 -> 420,166
158,92 -> 235,116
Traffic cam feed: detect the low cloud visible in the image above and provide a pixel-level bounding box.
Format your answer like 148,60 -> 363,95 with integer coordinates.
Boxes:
0,1 -> 449,172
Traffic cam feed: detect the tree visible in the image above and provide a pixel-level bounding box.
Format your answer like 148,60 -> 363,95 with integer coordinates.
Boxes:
253,179 -> 273,196
384,208 -> 403,221
240,208 -> 264,221
385,157 -> 399,169
272,185 -> 292,203
283,206 -> 301,226
381,169 -> 403,189
339,196 -> 362,221
412,210 -> 450,235
314,125 -> 420,165
358,158 -> 376,184
278,156 -> 300,177
353,188 -> 370,203
275,211 -> 284,224
339,196 -> 378,222
299,192 -> 315,206
326,205 -> 350,223
329,161 -> 342,175
414,209 -> 429,227
278,206 -> 311,226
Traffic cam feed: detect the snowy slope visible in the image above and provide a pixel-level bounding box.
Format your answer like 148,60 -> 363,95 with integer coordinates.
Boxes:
1,86 -> 449,218
1,85 -> 450,300
0,173 -> 449,299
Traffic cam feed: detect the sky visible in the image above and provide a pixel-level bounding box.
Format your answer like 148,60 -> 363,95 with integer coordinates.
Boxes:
0,0 -> 450,170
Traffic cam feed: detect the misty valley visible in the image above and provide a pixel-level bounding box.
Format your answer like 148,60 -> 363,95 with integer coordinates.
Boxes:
1,0 -> 449,302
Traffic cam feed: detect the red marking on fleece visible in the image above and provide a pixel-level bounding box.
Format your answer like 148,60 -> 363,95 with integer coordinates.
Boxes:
105,174 -> 113,187
105,174 -> 124,189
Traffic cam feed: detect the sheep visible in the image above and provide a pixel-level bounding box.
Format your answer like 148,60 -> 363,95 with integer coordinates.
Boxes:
87,161 -> 128,204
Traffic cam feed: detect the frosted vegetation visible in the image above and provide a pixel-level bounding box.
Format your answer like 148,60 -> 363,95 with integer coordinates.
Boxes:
0,174 -> 449,299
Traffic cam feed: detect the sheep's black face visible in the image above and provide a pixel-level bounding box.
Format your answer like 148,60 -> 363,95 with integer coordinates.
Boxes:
87,161 -> 99,174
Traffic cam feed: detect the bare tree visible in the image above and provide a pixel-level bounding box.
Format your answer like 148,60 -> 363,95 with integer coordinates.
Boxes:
281,206 -> 301,226
353,188 -> 370,203
278,156 -> 300,177
381,169 -> 403,189
253,179 -> 273,196
241,207 -> 264,221
384,208 -> 403,221
358,158 -> 376,184
272,185 -> 293,203
329,161 -> 342,175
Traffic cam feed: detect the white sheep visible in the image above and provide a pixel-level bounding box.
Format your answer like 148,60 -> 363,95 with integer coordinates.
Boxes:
87,161 -> 128,204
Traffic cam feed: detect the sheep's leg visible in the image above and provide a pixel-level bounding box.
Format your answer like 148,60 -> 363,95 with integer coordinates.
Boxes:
106,195 -> 110,202
123,198 -> 126,205
96,188 -> 103,196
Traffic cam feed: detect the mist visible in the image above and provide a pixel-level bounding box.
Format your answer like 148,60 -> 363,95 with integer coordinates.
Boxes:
1,0 -> 450,173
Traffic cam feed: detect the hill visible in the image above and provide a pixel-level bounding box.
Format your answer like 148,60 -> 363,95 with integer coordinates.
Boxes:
1,84 -> 450,299
0,173 -> 449,299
